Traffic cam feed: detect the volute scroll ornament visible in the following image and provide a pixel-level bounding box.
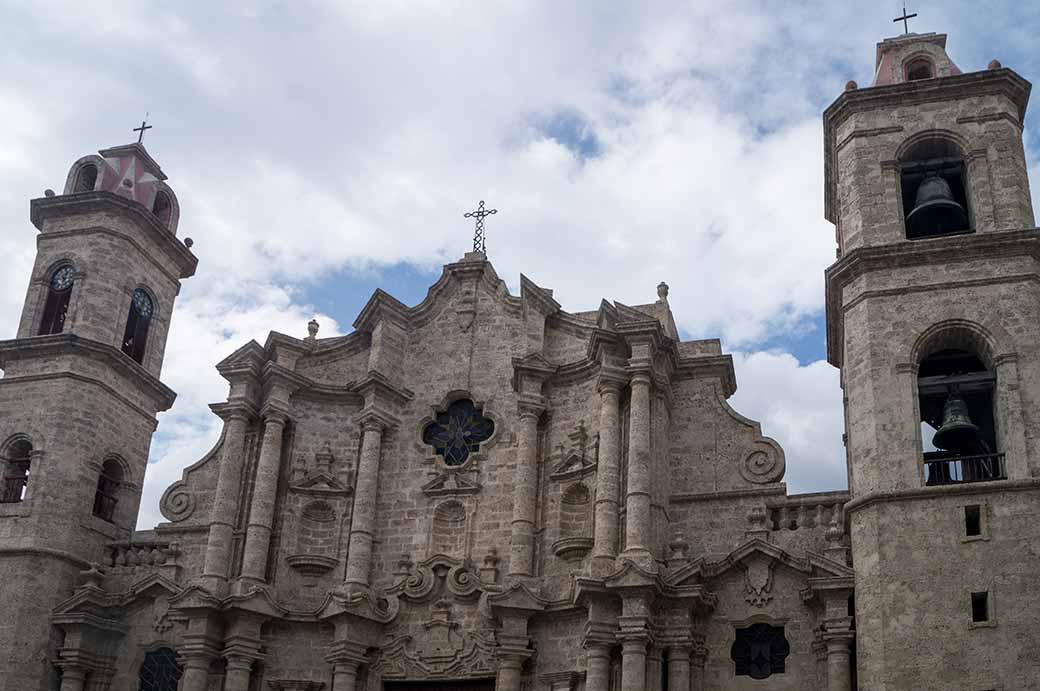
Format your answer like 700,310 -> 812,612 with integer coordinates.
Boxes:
738,440 -> 785,485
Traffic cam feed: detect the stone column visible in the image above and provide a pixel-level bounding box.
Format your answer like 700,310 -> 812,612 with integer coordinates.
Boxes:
585,643 -> 612,691
621,638 -> 647,691
592,379 -> 623,574
239,409 -> 289,584
178,653 -> 213,691
344,416 -> 387,587
223,655 -> 254,691
824,632 -> 854,691
331,660 -> 360,691
508,401 -> 543,578
667,645 -> 691,691
496,656 -> 524,691
622,371 -> 653,563
646,644 -> 663,691
201,406 -> 252,591
58,669 -> 86,691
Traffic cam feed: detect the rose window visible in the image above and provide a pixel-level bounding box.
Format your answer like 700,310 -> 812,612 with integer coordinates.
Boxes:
422,399 -> 494,466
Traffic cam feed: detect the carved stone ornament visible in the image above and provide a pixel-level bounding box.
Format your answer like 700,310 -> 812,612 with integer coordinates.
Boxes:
738,442 -> 785,485
549,421 -> 598,481
743,552 -> 775,607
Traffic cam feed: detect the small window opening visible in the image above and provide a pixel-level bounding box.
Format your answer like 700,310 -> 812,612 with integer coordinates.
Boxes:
906,58 -> 934,81
121,288 -> 154,364
92,459 -> 122,522
138,647 -> 183,691
152,191 -> 172,226
38,265 -> 75,336
964,505 -> 982,537
0,439 -> 32,503
901,139 -> 971,240
919,349 -> 1003,485
971,591 -> 989,623
731,624 -> 790,680
74,164 -> 98,193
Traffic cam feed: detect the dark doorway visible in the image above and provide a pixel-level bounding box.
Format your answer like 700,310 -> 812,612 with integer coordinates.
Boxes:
384,681 -> 495,691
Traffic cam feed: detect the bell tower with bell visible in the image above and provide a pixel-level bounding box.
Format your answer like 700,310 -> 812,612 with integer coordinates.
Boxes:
824,31 -> 1040,690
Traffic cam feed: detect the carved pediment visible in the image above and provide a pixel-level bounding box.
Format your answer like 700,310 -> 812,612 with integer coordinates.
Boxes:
290,471 -> 351,495
422,472 -> 481,497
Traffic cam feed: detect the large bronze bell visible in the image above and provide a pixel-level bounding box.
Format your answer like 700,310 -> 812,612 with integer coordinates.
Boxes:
932,393 -> 982,453
906,174 -> 968,237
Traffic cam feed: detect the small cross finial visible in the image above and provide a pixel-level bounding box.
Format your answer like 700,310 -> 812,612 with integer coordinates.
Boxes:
893,4 -> 917,34
133,113 -> 152,143
464,200 -> 498,254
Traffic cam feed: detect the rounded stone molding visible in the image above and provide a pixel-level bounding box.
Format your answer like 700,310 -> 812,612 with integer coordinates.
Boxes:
739,442 -> 785,484
159,480 -> 196,522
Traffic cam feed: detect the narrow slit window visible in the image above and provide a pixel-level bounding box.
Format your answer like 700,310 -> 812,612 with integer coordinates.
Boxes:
74,163 -> 98,192
121,288 -> 154,364
38,265 -> 75,336
1,439 -> 32,503
971,591 -> 989,623
92,459 -> 122,522
964,505 -> 982,537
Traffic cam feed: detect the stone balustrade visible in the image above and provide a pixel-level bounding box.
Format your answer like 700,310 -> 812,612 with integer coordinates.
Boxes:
766,492 -> 848,532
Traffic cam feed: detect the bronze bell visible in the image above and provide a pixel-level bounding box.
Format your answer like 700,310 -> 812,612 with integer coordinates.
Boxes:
932,394 -> 982,453
906,174 -> 968,237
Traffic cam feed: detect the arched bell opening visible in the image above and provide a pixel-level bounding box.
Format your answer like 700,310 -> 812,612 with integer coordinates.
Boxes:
899,137 -> 973,240
904,56 -> 935,81
918,348 -> 1003,485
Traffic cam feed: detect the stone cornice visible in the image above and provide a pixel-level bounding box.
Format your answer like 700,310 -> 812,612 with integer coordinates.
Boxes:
673,354 -> 737,397
30,191 -> 197,278
825,228 -> 1040,366
845,477 -> 1040,514
823,68 -> 1032,222
0,334 -> 176,412
352,370 -> 414,405
209,400 -> 260,423
520,273 -> 561,315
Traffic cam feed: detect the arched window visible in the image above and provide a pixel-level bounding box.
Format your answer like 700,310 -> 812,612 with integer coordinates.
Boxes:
0,437 -> 32,504
138,647 -> 182,691
93,459 -> 123,522
900,137 -> 971,239
905,57 -> 934,81
122,288 -> 154,364
152,191 -> 172,226
38,264 -> 76,335
74,163 -> 98,193
918,348 -> 1003,485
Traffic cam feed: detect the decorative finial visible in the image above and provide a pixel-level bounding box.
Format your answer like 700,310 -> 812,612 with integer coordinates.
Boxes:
133,113 -> 153,144
657,281 -> 669,300
307,319 -> 320,340
44,189 -> 55,198
988,59 -> 1002,70
845,80 -> 858,91
464,200 -> 497,254
184,237 -> 194,248
892,4 -> 917,35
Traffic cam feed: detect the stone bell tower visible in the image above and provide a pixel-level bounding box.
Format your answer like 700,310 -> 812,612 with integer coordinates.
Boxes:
0,142 -> 196,690
824,32 -> 1040,690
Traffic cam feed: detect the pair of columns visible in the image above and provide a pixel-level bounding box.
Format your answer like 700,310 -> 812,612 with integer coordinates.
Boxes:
585,638 -> 706,691
177,651 -> 259,691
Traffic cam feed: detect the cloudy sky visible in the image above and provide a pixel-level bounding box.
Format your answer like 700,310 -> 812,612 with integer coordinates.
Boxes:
1,1 -> 1038,528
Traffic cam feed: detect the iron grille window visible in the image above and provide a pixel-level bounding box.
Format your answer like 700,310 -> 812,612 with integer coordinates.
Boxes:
138,647 -> 182,691
38,265 -> 75,336
731,623 -> 790,680
122,288 -> 154,364
422,399 -> 494,466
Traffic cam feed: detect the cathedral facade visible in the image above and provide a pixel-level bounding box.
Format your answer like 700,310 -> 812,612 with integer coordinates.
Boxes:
1,31 -> 1038,691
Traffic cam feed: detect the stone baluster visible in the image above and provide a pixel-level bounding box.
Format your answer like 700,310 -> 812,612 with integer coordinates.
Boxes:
667,645 -> 691,691
344,413 -> 391,588
622,371 -> 653,564
201,403 -> 253,593
591,376 -> 624,575
508,399 -> 545,578
239,407 -> 289,584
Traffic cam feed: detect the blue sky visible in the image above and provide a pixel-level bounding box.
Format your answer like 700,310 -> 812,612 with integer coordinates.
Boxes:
1,1 -> 1038,528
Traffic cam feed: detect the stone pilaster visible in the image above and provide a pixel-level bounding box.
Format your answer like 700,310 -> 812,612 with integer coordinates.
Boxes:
591,374 -> 624,575
239,406 -> 289,585
200,402 -> 255,593
690,638 -> 708,691
57,668 -> 86,691
646,644 -> 663,691
621,370 -> 653,565
509,398 -> 545,578
344,411 -> 394,588
223,654 -> 255,691
326,640 -> 368,691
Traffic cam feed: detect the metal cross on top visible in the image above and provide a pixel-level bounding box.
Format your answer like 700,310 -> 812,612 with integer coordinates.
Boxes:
464,200 -> 497,254
893,3 -> 918,34
133,114 -> 152,144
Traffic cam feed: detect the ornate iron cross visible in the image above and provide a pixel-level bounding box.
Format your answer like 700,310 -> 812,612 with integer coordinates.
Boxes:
893,4 -> 917,34
133,114 -> 152,143
464,200 -> 497,254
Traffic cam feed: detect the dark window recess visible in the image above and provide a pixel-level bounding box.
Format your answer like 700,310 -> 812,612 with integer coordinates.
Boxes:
902,162 -> 971,239
731,623 -> 790,680
153,191 -> 172,226
138,647 -> 182,691
906,58 -> 934,81
122,288 -> 154,364
971,591 -> 989,622
422,399 -> 495,466
38,265 -> 75,335
92,459 -> 122,522
0,439 -> 32,504
964,505 -> 982,537
74,163 -> 98,192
